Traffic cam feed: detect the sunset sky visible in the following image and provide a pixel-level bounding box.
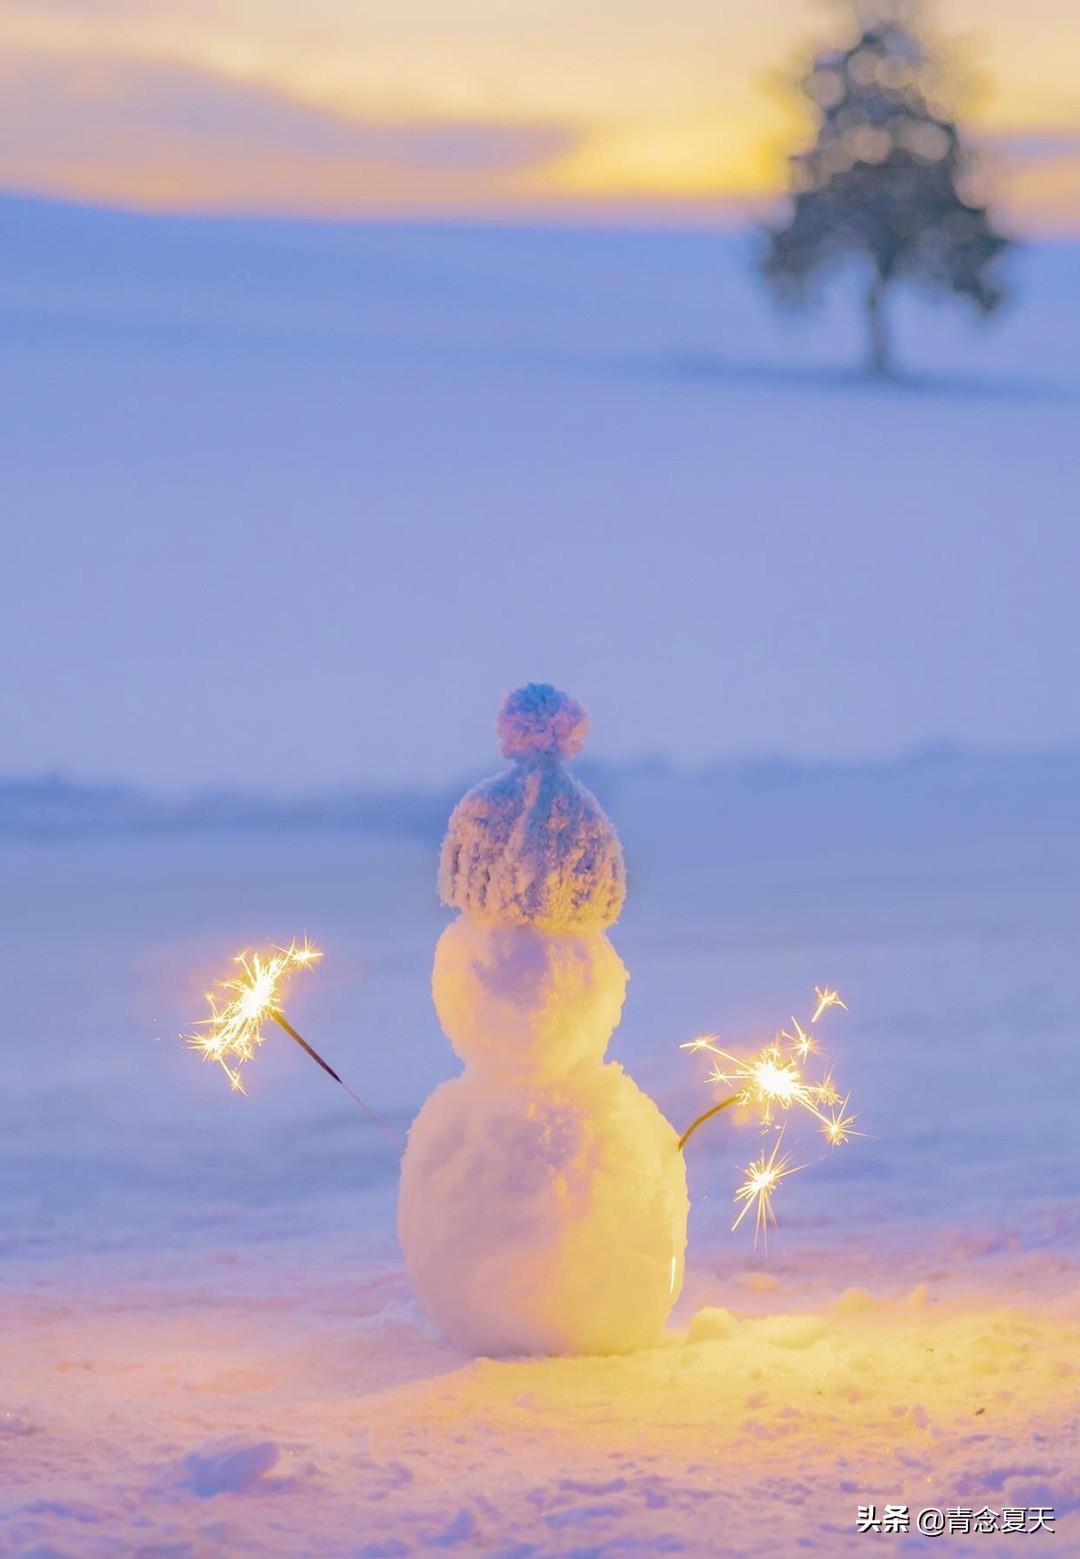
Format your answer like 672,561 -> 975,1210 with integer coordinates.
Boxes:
2,0 -> 1078,229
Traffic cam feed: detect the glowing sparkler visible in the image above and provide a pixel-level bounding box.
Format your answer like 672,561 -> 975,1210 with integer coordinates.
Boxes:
189,939 -> 321,1091
679,1034 -> 833,1132
679,986 -> 858,1240
185,939 -> 399,1145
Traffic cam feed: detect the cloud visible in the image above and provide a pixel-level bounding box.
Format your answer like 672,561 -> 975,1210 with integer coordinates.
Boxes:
0,51 -> 579,210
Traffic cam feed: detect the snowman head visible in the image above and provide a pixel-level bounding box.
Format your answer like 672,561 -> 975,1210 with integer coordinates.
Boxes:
438,683 -> 626,934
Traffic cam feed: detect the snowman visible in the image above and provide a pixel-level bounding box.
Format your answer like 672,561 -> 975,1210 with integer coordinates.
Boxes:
398,684 -> 688,1355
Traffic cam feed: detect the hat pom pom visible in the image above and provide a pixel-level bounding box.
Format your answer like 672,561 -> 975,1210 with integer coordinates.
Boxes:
496,683 -> 588,760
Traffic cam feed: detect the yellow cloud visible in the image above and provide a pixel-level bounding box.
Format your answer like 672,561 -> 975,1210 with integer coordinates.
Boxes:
539,120 -> 786,198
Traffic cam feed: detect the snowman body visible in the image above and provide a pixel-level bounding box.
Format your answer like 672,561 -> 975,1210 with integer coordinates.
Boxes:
398,686 -> 688,1355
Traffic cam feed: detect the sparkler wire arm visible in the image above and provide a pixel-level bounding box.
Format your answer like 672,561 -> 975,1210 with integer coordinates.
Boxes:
270,1009 -> 402,1149
677,1091 -> 740,1152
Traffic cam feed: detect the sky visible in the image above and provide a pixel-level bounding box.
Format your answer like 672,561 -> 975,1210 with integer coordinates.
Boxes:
1,0 -> 1079,230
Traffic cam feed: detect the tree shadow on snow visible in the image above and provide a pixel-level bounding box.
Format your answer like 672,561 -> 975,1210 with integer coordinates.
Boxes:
656,350 -> 1076,405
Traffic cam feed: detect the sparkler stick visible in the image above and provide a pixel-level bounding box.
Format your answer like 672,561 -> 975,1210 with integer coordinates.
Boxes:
677,1091 -> 740,1152
186,939 -> 400,1147
268,1007 -> 400,1147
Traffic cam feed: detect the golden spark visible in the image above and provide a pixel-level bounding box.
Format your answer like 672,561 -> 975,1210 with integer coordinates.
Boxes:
187,939 -> 322,1092
781,1016 -> 816,1060
682,1033 -> 721,1054
821,1094 -> 861,1147
732,1135 -> 802,1247
812,1067 -> 840,1107
811,986 -> 848,1023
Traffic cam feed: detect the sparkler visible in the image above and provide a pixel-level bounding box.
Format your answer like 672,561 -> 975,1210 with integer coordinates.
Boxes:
186,939 -> 399,1145
679,986 -> 859,1243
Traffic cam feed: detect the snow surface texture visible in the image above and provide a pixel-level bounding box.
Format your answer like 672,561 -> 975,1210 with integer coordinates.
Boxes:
4,205 -> 1079,793
402,685 -> 689,1353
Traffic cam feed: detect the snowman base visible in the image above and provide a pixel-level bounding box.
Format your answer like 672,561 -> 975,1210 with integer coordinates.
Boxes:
399,1063 -> 689,1356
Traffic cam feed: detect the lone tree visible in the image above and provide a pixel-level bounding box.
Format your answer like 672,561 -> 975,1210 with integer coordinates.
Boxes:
761,0 -> 1010,373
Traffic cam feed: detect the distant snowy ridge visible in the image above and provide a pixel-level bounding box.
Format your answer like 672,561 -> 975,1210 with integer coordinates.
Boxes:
0,772 -> 452,840
3,749 -> 1077,845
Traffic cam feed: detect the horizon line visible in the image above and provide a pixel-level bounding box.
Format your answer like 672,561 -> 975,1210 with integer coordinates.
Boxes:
7,186 -> 1080,243
5,740 -> 1079,800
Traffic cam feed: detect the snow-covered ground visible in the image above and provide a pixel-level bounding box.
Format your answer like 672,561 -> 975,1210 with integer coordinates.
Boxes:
3,752 -> 1079,1556
3,198 -> 1079,788
2,203 -> 1079,1555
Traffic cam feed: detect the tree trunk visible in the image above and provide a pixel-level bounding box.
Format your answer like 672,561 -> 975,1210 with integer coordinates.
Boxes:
866,274 -> 890,375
